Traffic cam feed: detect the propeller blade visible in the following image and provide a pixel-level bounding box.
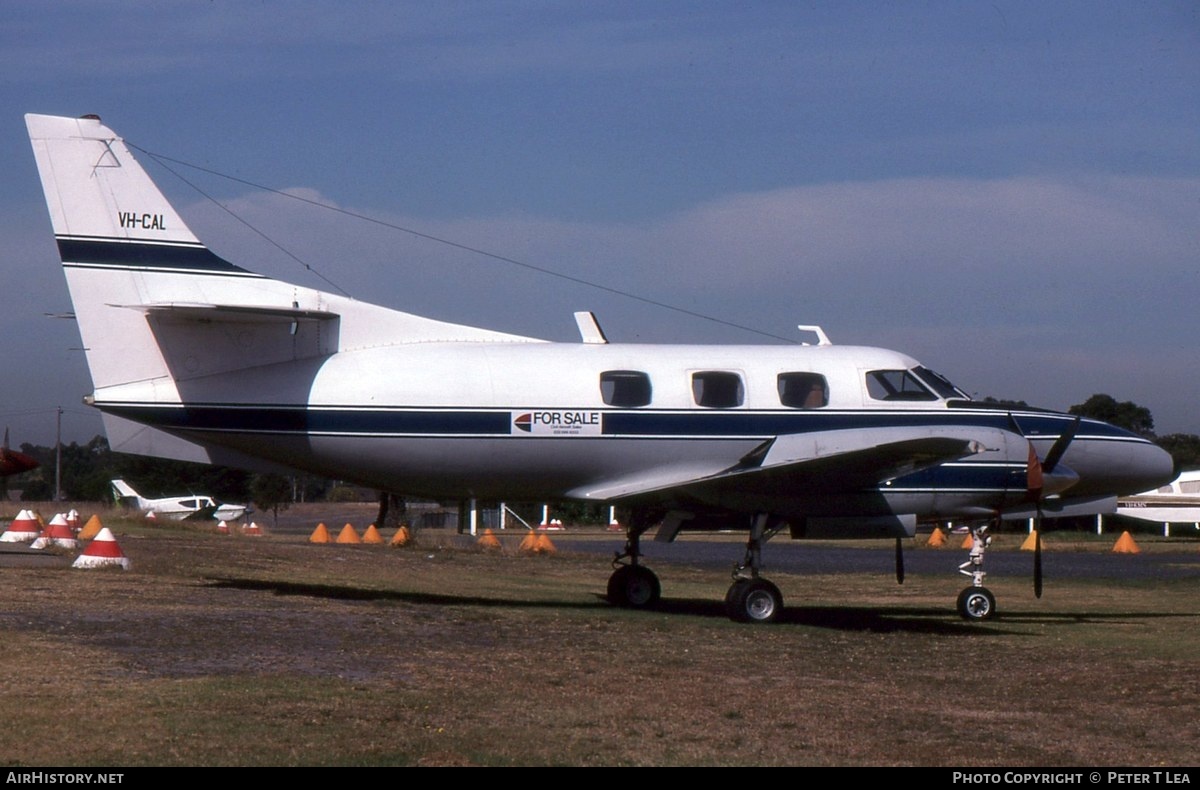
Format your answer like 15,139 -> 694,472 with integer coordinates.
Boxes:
1033,518 -> 1044,599
1042,416 -> 1081,474
1026,441 -> 1044,501
895,537 -> 905,585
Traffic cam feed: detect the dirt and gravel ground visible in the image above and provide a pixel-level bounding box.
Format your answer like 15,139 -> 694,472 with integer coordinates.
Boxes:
2,502 -> 1198,766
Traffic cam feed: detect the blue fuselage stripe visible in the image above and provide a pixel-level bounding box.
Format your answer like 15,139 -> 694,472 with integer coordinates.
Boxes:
94,402 -> 1136,441
57,237 -> 253,274
96,402 -> 1140,493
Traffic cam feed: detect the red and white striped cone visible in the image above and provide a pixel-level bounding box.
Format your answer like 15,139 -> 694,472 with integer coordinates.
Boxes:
72,527 -> 131,570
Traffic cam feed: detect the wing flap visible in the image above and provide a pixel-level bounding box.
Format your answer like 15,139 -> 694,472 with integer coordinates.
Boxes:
566,460 -> 743,501
569,425 -> 1015,503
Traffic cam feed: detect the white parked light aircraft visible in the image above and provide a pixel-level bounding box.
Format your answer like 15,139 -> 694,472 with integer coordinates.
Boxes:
110,478 -> 249,523
1115,470 -> 1200,528
25,113 -> 1176,622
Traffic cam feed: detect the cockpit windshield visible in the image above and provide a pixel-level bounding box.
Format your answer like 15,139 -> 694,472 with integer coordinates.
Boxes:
866,367 -> 970,402
866,369 -> 936,401
912,366 -> 970,400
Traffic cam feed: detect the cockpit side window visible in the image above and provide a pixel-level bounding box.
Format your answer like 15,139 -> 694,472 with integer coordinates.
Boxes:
778,372 -> 828,408
866,369 -> 937,401
692,371 -> 744,408
600,370 -> 652,407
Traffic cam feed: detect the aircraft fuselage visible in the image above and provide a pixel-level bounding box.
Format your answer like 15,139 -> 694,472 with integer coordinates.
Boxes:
91,339 -> 1170,533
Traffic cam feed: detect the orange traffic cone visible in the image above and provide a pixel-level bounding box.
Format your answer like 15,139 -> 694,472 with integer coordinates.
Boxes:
78,514 -> 103,541
533,533 -> 556,555
1112,531 -> 1140,554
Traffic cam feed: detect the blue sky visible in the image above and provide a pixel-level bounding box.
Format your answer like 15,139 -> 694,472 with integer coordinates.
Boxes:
1,2 -> 1197,446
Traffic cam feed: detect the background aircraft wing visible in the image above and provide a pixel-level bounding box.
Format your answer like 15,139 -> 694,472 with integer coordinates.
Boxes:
183,505 -> 220,521
568,425 -> 1015,503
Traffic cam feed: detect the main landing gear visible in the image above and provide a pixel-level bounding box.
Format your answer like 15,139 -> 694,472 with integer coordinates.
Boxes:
724,514 -> 785,624
606,511 -> 786,624
606,511 -> 661,609
955,522 -> 997,621
607,511 -> 1002,624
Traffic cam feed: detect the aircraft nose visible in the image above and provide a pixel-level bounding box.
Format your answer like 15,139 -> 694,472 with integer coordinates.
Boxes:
1103,438 -> 1176,496
1064,427 -> 1176,497
1136,441 -> 1178,493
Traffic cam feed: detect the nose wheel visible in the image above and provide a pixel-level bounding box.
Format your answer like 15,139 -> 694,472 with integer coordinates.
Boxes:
956,586 -> 996,621
956,523 -> 997,621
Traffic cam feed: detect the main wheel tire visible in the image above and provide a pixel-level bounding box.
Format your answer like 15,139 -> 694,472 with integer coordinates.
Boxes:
607,565 -> 661,608
956,586 -> 997,621
725,578 -> 783,624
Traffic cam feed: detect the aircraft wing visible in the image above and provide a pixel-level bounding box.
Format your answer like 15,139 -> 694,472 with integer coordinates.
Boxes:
568,425 -> 1013,503
183,505 -> 220,522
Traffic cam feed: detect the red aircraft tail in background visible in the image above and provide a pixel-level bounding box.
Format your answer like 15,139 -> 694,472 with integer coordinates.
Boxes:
1,429 -> 39,477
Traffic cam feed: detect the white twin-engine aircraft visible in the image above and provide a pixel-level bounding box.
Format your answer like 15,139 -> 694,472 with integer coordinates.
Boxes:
26,113 -> 1175,623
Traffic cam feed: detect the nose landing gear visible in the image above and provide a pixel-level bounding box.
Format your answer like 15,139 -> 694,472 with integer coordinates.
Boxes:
955,523 -> 996,621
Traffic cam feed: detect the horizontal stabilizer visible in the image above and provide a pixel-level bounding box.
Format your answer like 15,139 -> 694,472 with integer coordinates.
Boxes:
123,302 -> 341,324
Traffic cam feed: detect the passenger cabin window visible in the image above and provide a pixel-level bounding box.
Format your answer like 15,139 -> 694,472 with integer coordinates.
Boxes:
778,372 -> 828,408
866,369 -> 937,401
600,370 -> 652,407
692,371 -> 744,408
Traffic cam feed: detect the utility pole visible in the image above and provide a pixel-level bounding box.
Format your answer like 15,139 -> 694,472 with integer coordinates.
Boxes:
54,406 -> 62,502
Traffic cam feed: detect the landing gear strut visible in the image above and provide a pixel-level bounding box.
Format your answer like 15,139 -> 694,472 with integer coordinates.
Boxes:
606,510 -> 661,609
956,523 -> 997,621
605,510 -> 787,623
724,514 -> 785,624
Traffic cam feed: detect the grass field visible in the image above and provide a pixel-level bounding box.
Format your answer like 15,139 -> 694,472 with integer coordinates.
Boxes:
2,503 -> 1198,766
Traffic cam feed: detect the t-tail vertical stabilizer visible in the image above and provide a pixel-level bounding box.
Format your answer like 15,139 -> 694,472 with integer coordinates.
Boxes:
26,113 -> 540,466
